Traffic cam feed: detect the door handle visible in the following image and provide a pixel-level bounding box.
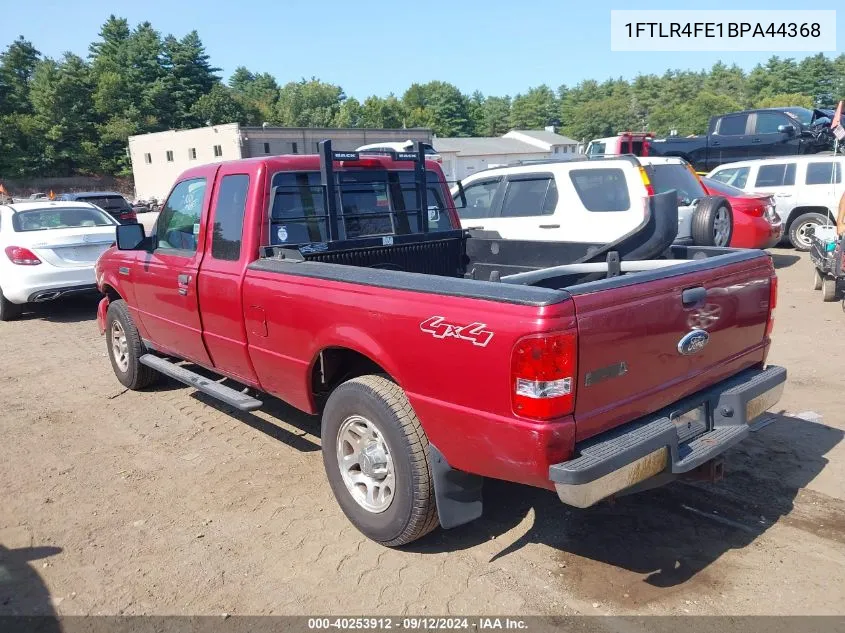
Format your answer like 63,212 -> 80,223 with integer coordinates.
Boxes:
466,226 -> 485,230
178,288 -> 188,296
711,141 -> 720,146
539,224 -> 560,229
775,193 -> 792,198
682,287 -> 707,308
752,138 -> 762,143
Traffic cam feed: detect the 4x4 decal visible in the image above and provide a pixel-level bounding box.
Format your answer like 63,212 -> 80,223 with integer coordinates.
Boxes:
419,316 -> 494,347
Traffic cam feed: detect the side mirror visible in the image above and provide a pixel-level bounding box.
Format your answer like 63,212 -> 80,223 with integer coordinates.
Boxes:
777,124 -> 795,135
116,223 -> 149,251
452,181 -> 467,209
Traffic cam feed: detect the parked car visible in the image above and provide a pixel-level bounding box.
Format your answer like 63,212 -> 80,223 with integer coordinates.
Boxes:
584,132 -> 654,157
451,155 -> 734,247
356,140 -> 441,163
58,191 -> 137,225
0,201 -> 118,320
707,155 -> 845,250
28,193 -> 48,201
93,141 -> 785,546
648,107 -> 836,172
699,177 -> 783,249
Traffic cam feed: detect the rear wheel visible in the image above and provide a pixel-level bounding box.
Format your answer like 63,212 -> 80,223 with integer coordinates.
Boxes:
0,287 -> 22,322
106,299 -> 159,389
823,276 -> 838,302
789,212 -> 828,251
691,196 -> 733,247
814,268 -> 824,291
321,374 -> 438,546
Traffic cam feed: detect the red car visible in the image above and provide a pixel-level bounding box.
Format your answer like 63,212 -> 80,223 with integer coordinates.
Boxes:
93,144 -> 785,546
701,177 -> 783,249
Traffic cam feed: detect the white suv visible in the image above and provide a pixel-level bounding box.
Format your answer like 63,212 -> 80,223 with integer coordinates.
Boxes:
707,155 -> 845,250
452,156 -> 733,247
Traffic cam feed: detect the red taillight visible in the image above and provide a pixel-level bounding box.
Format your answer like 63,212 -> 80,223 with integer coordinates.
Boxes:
766,275 -> 778,338
511,331 -> 577,420
745,203 -> 764,217
5,246 -> 41,265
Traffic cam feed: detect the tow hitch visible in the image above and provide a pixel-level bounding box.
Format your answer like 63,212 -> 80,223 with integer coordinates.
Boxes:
683,458 -> 725,483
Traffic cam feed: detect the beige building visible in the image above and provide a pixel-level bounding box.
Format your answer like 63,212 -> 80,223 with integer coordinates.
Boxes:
128,123 -> 433,201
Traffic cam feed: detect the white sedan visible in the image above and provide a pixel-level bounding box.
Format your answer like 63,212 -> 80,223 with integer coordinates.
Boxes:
0,201 -> 118,320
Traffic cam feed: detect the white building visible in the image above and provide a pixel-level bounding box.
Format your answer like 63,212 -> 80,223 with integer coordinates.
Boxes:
128,123 -> 433,201
433,129 -> 579,182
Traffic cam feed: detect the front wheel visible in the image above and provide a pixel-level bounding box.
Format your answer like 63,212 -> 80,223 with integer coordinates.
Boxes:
789,212 -> 828,251
321,375 -> 438,546
106,299 -> 159,389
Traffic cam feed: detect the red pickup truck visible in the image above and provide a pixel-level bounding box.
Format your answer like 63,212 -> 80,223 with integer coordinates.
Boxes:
95,142 -> 786,546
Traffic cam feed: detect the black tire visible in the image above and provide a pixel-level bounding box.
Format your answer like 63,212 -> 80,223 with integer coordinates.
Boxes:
814,268 -> 824,291
321,374 -> 438,546
0,287 -> 23,322
105,299 -> 159,389
691,196 -> 733,247
789,212 -> 828,251
823,276 -> 838,302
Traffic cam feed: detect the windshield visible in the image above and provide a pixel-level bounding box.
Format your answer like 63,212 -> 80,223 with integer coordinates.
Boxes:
782,108 -> 813,126
587,142 -> 606,156
13,206 -> 116,231
645,163 -> 706,206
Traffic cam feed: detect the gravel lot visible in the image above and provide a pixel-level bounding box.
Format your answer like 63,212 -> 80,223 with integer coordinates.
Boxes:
1,248 -> 844,617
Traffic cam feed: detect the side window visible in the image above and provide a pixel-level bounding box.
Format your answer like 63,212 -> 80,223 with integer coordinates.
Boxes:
805,162 -> 842,185
156,178 -> 207,253
457,178 -> 501,219
716,114 -> 749,136
710,167 -> 750,188
755,163 -> 796,187
568,168 -> 631,212
500,176 -> 556,218
754,112 -> 790,135
211,174 -> 249,261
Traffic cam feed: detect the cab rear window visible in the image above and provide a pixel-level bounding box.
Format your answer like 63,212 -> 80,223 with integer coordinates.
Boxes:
269,170 -> 451,245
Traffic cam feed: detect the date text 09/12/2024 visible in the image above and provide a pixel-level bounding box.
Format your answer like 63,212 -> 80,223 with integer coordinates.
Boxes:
624,22 -> 821,38
307,618 -> 527,630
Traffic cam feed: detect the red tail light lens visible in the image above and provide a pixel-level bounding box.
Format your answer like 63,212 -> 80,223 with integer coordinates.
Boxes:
511,331 -> 577,420
5,246 -> 41,265
766,274 -> 778,338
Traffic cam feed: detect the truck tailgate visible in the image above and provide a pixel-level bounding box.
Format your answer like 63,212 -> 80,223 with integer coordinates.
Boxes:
571,252 -> 774,441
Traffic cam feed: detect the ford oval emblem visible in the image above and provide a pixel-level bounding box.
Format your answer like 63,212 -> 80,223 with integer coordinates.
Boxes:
677,329 -> 710,355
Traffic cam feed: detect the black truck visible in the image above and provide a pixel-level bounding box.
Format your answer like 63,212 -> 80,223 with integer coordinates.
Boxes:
648,107 -> 836,172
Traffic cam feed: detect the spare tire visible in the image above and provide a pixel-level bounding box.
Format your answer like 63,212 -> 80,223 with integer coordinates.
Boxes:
691,196 -> 733,247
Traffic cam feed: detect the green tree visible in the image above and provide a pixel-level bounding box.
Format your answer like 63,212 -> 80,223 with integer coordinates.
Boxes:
0,37 -> 41,115
334,97 -> 363,127
276,78 -> 344,127
229,66 -> 279,124
479,95 -> 511,136
30,54 -> 98,175
402,81 -> 472,136
191,83 -> 252,126
510,84 -> 558,129
360,95 -> 405,128
161,30 -> 220,128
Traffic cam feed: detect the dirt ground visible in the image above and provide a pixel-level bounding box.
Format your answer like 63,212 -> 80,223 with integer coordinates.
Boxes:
1,248 -> 844,618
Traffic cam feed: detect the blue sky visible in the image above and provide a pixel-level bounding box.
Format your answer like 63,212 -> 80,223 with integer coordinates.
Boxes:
4,0 -> 842,98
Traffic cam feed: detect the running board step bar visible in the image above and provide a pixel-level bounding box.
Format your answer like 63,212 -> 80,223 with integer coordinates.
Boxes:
139,354 -> 263,411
